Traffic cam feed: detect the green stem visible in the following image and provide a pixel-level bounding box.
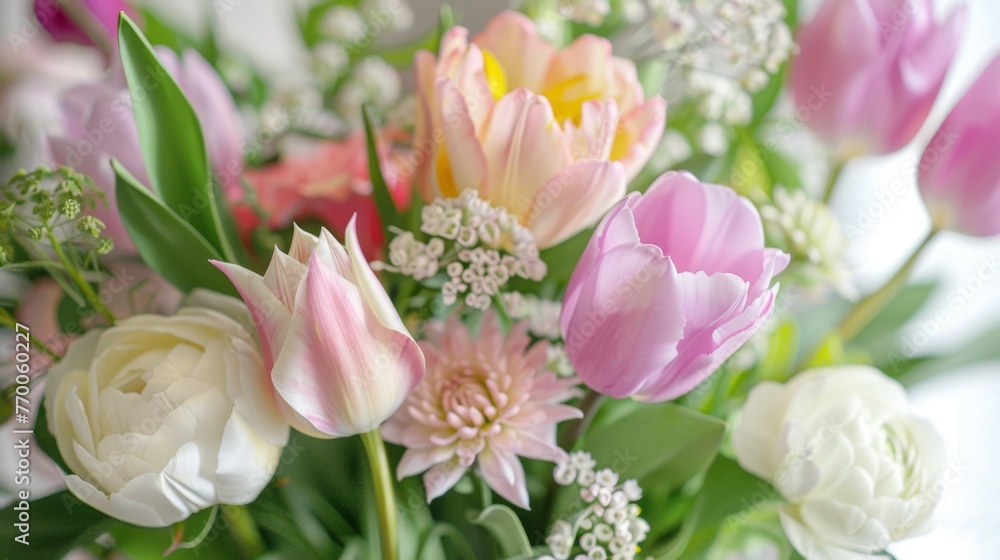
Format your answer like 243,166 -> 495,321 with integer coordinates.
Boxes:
557,388 -> 605,452
821,159 -> 845,204
221,505 -> 265,559
46,231 -> 116,325
0,309 -> 61,363
837,228 -> 938,342
361,429 -> 398,560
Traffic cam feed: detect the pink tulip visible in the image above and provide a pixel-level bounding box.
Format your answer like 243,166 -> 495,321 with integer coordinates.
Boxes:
413,11 -> 666,248
47,48 -> 245,254
213,218 -> 425,438
560,171 -> 789,402
33,0 -> 134,48
919,54 -> 1000,237
790,0 -> 964,157
235,129 -> 412,260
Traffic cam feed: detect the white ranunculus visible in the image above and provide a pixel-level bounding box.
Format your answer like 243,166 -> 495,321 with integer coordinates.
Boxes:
44,290 -> 290,527
733,366 -> 948,560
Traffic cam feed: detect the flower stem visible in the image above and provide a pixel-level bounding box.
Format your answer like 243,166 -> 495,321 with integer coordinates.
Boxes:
557,388 -> 605,452
45,230 -> 116,325
361,429 -> 398,560
221,505 -> 265,559
821,159 -> 845,204
837,228 -> 938,342
0,308 -> 61,363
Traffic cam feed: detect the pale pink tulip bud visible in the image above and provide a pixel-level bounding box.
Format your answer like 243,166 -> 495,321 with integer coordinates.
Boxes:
214,217 -> 425,438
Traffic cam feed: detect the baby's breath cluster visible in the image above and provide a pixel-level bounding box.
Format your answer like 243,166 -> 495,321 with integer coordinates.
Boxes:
380,190 -> 547,310
0,166 -> 112,265
502,292 -> 562,340
642,0 -> 794,151
761,188 -> 856,299
542,452 -> 650,560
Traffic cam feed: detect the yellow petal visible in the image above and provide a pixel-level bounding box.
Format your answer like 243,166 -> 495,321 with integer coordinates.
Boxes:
481,48 -> 508,100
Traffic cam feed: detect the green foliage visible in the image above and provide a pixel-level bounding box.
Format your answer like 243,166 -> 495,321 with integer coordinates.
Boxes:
117,13 -> 245,266
113,160 -> 236,295
1,491 -> 121,558
362,106 -> 404,236
654,457 -> 778,559
585,403 -> 727,491
472,505 -> 534,558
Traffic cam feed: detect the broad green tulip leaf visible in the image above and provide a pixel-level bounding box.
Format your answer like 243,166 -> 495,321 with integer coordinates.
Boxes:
117,13 -> 242,264
471,504 -> 533,558
584,403 -> 727,489
1,491 -> 121,557
362,106 -> 403,236
854,282 -> 938,358
655,457 -> 778,560
113,159 -> 235,296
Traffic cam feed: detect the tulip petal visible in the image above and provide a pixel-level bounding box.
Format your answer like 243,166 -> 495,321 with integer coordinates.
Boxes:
612,97 -> 666,180
633,172 -> 766,282
343,215 -> 415,338
435,78 -> 489,195
481,88 -> 572,218
271,256 -> 423,437
563,244 -> 685,398
472,11 -> 556,91
211,261 -> 291,371
527,159 -> 627,249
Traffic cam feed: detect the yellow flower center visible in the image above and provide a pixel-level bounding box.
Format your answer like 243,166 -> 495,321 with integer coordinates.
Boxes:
541,74 -> 603,125
481,48 -> 507,100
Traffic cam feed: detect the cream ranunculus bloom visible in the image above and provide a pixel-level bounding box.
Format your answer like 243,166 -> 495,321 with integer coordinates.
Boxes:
43,290 -> 290,527
733,366 -> 948,560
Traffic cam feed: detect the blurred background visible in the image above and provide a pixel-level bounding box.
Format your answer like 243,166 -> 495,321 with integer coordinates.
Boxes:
1,0 -> 998,557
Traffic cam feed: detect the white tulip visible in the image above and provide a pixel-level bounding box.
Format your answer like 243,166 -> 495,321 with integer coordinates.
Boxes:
733,366 -> 948,560
44,290 -> 290,527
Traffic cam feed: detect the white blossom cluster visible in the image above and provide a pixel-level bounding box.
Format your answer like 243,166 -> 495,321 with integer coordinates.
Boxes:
502,292 -> 563,340
761,188 -> 856,300
541,452 -> 650,560
645,0 -> 795,143
335,56 -> 402,127
379,190 -> 547,310
557,0 -> 612,26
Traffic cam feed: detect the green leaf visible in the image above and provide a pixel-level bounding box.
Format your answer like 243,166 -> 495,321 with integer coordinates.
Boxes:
804,329 -> 846,368
113,159 -> 235,296
362,106 -> 403,237
655,457 -> 778,560
117,13 -> 242,264
585,403 -> 727,489
1,491 -> 121,557
471,504 -> 533,558
855,282 -> 938,358
759,319 -> 799,381
890,323 -> 1000,386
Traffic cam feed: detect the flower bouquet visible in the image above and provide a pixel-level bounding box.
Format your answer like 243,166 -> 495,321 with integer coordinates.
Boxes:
0,0 -> 994,559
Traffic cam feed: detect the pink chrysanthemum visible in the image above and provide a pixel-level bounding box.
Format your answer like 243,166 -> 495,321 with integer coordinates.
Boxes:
382,311 -> 582,509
